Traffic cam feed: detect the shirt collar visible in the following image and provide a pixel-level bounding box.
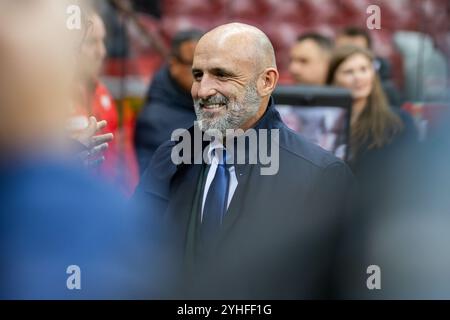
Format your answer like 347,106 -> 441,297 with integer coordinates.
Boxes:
206,138 -> 230,165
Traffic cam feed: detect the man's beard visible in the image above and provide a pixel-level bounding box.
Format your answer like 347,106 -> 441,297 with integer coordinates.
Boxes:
194,82 -> 261,135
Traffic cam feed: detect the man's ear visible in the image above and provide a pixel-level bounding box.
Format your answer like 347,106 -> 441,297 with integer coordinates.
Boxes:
257,68 -> 279,97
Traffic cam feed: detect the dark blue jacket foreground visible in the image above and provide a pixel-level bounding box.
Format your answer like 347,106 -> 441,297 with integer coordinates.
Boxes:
0,154 -> 164,299
134,65 -> 196,175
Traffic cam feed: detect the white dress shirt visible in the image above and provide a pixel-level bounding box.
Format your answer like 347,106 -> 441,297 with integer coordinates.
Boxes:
201,140 -> 238,222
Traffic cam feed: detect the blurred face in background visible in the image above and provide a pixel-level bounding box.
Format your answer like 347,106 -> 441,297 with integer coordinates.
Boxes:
169,40 -> 198,92
289,39 -> 330,86
332,53 -> 375,101
0,1 -> 78,151
79,13 -> 107,83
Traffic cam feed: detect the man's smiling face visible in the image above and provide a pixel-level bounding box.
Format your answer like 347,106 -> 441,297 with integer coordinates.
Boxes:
191,32 -> 263,135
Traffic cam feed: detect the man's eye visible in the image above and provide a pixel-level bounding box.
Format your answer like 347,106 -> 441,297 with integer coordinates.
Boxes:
193,73 -> 203,81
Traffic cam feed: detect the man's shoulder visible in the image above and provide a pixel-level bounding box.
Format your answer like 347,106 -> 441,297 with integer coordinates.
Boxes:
274,125 -> 355,203
144,124 -> 348,176
277,124 -> 346,171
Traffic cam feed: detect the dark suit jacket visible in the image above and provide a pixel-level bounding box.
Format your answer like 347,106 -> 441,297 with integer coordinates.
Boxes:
134,97 -> 355,299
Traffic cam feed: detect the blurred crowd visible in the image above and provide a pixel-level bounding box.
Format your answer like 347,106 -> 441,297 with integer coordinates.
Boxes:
0,0 -> 449,299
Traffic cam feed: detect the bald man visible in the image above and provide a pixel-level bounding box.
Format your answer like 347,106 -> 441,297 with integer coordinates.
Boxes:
135,23 -> 355,299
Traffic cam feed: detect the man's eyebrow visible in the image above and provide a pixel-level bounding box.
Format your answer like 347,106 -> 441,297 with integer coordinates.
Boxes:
210,67 -> 236,77
192,67 -> 237,77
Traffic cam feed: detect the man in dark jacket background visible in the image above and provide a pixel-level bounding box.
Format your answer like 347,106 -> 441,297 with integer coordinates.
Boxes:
134,30 -> 203,174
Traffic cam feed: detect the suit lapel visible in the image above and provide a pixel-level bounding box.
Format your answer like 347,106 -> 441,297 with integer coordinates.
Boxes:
165,164 -> 204,249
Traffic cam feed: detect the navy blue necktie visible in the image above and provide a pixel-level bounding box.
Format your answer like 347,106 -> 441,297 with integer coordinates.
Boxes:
200,149 -> 230,245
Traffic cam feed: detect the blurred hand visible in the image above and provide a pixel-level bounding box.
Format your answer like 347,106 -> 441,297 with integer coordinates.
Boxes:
75,116 -> 114,168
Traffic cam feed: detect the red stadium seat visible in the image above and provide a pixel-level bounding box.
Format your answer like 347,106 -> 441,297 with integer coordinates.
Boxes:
227,0 -> 270,21
162,0 -> 226,16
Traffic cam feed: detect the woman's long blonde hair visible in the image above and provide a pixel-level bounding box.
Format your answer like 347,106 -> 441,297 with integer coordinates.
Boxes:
326,46 -> 404,157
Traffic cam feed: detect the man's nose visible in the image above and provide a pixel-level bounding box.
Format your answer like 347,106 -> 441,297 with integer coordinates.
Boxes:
196,74 -> 217,99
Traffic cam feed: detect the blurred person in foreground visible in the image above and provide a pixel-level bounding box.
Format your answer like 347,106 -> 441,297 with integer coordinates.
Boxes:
288,33 -> 334,86
0,0 -> 159,299
336,26 -> 403,107
134,23 -> 355,299
134,29 -> 203,174
380,107 -> 450,298
358,116 -> 450,299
